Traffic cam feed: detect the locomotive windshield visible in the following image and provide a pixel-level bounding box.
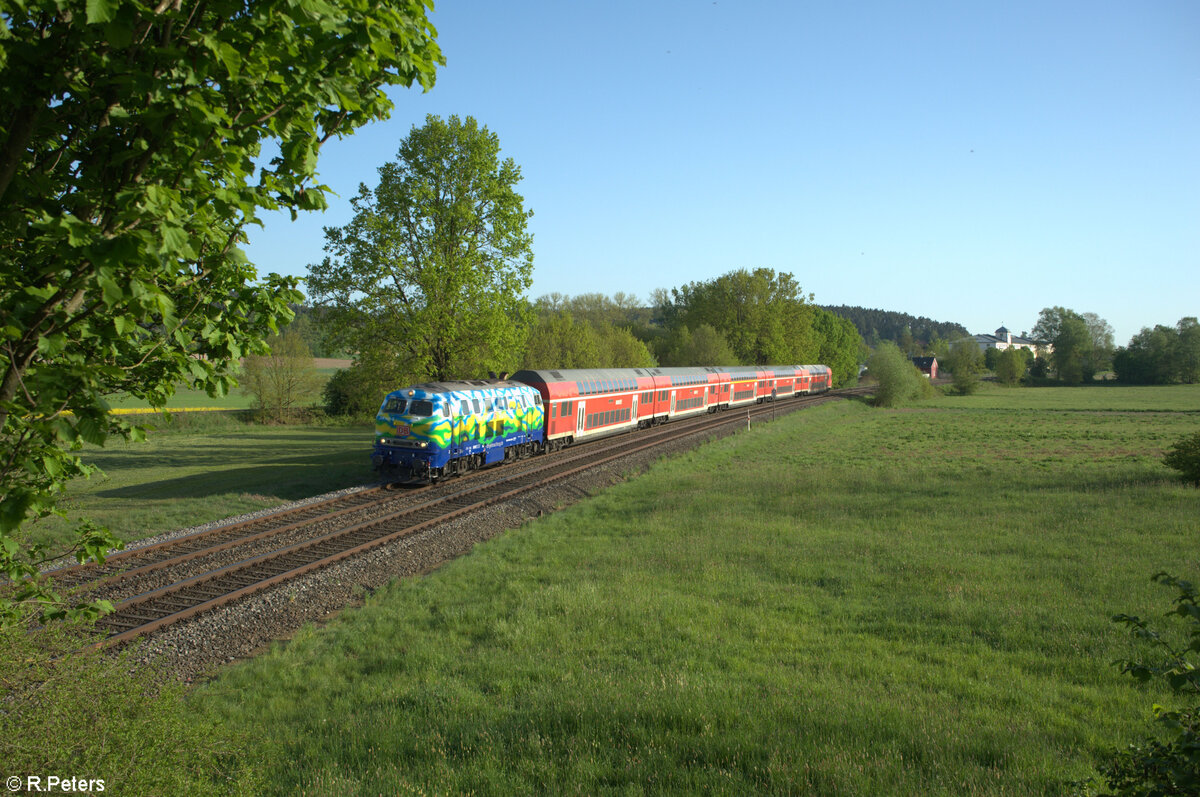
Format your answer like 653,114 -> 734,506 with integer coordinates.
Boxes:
409,400 -> 435,416
382,398 -> 406,413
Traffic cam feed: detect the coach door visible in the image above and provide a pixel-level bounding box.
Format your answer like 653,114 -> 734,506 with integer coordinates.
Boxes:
631,393 -> 638,426
577,402 -> 586,436
670,391 -> 676,417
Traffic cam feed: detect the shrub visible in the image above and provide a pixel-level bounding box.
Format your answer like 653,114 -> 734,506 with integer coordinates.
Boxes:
945,338 -> 984,395
1163,432 -> 1200,487
323,361 -> 406,418
1081,573 -> 1199,795
864,342 -> 926,407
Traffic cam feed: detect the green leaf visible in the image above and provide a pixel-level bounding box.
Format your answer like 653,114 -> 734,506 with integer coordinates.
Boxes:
86,0 -> 119,25
99,276 -> 124,308
218,42 -> 243,77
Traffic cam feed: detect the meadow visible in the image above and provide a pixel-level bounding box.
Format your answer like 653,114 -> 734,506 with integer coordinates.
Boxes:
187,384 -> 1200,795
27,412 -> 375,554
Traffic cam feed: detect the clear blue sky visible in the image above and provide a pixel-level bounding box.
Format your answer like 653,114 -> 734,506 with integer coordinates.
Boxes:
242,0 -> 1198,346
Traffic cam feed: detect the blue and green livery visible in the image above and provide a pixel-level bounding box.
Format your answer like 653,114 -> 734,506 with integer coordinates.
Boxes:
372,380 -> 545,480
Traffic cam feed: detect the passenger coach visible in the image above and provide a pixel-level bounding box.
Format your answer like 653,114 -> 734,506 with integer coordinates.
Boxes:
510,364 -> 832,450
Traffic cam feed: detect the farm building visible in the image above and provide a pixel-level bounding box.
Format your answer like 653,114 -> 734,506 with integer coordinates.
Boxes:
912,357 -> 938,379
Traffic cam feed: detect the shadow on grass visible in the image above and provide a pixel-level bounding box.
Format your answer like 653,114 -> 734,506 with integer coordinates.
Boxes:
94,450 -> 374,501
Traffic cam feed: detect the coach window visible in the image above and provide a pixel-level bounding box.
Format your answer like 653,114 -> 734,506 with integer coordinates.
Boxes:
460,400 -> 470,414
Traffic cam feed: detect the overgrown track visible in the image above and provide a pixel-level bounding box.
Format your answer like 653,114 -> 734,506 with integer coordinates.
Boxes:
71,387 -> 864,648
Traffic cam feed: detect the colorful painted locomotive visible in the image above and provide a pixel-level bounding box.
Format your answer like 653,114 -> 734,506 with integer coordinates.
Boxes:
372,380 -> 544,481
373,365 -> 831,481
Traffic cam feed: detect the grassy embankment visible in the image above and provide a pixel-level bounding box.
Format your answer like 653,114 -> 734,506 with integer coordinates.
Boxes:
185,383 -> 1200,795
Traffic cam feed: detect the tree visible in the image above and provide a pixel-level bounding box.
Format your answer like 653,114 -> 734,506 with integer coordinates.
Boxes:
241,329 -> 322,422
1033,307 -> 1112,385
1081,312 -> 1115,378
993,346 -> 1029,385
864,342 -> 927,407
0,0 -> 442,622
945,338 -> 984,394
812,307 -> 865,387
322,344 -> 411,418
521,309 -> 656,370
983,346 -> 1001,372
595,324 -> 656,368
1114,318 -> 1200,385
1179,318 -> 1200,384
522,313 -> 601,370
663,268 -> 817,365
1114,325 -> 1179,384
308,115 -> 533,383
659,324 -> 739,367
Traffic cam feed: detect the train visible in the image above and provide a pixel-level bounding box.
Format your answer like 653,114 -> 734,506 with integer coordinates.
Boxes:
371,364 -> 833,481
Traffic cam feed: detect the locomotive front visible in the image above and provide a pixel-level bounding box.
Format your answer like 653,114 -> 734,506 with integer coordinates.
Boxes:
371,386 -> 452,480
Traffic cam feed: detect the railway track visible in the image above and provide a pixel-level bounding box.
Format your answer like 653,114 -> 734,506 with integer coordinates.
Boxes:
61,387 -> 864,649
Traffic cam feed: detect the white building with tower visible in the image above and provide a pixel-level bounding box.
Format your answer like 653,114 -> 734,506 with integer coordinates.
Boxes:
971,326 -> 1050,356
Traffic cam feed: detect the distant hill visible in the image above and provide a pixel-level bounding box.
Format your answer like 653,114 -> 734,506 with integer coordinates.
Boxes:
821,306 -> 969,348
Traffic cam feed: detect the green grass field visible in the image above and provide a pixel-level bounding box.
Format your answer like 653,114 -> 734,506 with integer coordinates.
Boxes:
189,384 -> 1200,795
27,413 -> 375,553
103,365 -> 346,411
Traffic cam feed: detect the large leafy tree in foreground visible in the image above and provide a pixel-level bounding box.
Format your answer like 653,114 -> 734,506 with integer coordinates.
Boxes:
0,0 -> 442,621
308,114 -> 535,383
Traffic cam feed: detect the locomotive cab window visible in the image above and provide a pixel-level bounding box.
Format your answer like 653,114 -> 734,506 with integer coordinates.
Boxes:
409,400 -> 435,416
383,398 -> 406,413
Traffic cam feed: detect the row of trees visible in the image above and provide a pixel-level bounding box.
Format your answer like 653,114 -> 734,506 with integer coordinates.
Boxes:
1113,318 -> 1200,385
823,306 -> 968,354
1019,309 -> 1198,386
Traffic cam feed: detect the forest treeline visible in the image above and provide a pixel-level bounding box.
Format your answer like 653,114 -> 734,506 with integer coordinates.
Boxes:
821,305 -> 969,351
310,267 -> 872,416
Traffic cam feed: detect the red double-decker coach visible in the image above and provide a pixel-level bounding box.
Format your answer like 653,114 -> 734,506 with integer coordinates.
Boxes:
510,364 -> 832,449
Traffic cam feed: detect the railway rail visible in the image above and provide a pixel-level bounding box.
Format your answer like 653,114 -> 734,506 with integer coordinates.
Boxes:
59,386 -> 867,649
